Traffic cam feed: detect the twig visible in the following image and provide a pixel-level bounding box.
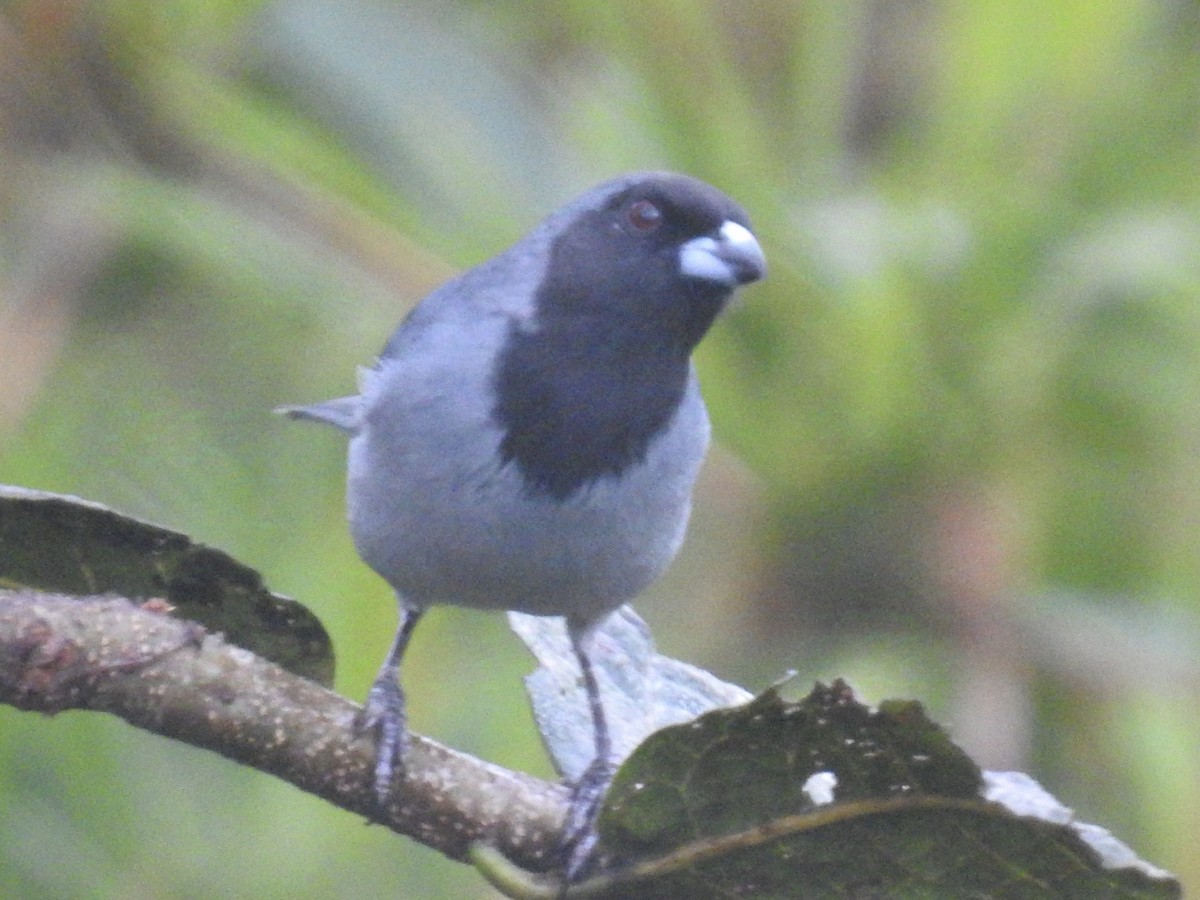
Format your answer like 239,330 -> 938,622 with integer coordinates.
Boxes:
0,588 -> 567,873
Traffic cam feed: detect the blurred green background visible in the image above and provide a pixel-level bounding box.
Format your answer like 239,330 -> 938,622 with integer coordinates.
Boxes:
2,1 -> 1198,897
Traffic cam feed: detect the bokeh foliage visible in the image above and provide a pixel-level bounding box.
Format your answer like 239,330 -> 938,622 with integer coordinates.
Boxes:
1,1 -> 1197,897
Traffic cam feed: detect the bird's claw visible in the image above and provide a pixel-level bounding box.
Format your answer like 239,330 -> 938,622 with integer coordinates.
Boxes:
357,673 -> 408,805
560,757 -> 617,885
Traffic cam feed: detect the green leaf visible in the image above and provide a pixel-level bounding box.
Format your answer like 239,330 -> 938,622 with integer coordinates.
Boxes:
561,681 -> 1180,899
0,485 -> 334,685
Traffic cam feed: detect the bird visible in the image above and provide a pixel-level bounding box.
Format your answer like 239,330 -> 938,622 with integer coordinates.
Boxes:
281,171 -> 765,878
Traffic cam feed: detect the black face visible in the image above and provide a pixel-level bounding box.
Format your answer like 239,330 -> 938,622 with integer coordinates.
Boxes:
493,174 -> 755,500
538,176 -> 753,347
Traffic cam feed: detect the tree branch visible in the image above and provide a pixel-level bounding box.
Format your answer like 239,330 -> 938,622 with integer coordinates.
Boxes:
0,588 -> 568,873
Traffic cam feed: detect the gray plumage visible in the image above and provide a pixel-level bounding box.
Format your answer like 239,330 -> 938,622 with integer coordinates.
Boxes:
281,170 -> 765,880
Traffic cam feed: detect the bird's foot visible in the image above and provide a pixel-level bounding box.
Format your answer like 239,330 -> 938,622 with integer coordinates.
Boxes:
559,757 -> 617,886
356,671 -> 408,806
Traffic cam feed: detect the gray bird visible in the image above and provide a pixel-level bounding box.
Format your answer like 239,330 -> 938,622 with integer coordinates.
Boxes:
282,171 -> 765,877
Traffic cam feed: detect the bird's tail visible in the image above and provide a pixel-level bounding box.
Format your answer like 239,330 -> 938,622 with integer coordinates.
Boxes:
274,396 -> 362,434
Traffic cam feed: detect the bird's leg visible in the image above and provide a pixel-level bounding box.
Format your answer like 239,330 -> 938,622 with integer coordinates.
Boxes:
560,622 -> 617,883
358,600 -> 424,805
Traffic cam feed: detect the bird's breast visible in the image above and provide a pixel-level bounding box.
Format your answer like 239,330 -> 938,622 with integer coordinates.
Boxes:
492,317 -> 694,501
346,357 -> 710,620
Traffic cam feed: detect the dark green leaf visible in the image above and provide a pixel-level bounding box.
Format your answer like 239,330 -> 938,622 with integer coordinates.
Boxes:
0,485 -> 333,685
565,681 -> 1179,899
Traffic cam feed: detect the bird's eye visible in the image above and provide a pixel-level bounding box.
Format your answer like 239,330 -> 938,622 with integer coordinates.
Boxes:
626,199 -> 663,233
